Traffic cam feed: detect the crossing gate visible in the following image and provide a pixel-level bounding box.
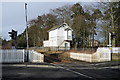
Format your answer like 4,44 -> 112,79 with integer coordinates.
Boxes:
0,50 -> 44,63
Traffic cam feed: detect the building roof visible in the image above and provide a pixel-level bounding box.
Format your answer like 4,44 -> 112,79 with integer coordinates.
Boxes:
47,25 -> 60,32
48,23 -> 72,32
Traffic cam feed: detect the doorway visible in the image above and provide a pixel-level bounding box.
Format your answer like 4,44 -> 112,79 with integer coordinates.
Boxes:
65,43 -> 68,51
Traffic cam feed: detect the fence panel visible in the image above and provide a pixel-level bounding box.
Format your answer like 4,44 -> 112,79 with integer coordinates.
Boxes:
0,50 -> 24,63
112,47 -> 120,53
70,52 -> 92,62
0,49 -> 45,63
29,50 -> 44,63
96,47 -> 111,62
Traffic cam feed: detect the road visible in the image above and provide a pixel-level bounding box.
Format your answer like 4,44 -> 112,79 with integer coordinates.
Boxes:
1,61 -> 120,80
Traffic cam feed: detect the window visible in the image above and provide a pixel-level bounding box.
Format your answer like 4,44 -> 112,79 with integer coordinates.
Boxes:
68,30 -> 71,36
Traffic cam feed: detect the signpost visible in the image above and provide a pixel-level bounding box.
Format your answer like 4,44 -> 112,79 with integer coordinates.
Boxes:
107,33 -> 112,47
107,32 -> 116,61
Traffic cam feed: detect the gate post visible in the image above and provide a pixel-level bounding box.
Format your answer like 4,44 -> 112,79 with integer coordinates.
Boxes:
23,49 -> 24,62
24,50 -> 29,62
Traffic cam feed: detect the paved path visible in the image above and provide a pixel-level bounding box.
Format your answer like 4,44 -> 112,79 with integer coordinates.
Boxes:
1,62 -> 120,80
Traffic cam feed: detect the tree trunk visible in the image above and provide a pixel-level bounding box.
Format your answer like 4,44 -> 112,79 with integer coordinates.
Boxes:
111,2 -> 116,47
74,38 -> 77,50
92,28 -> 95,48
83,28 -> 85,49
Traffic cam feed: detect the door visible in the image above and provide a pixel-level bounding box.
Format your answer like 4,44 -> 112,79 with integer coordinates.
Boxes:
65,43 -> 68,51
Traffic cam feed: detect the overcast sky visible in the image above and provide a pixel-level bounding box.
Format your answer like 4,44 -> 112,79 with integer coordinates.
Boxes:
2,2 -> 75,40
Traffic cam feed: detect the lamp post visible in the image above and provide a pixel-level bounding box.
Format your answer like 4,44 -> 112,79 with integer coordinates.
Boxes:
25,3 -> 29,49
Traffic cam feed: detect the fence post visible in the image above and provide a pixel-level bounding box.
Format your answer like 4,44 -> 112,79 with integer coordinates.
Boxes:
0,50 -> 1,62
23,49 -> 24,62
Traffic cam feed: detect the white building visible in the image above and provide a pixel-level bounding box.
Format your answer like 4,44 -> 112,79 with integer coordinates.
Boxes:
43,23 -> 73,50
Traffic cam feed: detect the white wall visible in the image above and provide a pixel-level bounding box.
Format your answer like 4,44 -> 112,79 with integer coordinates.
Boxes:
67,30 -> 72,40
64,30 -> 67,40
49,29 -> 58,47
43,40 -> 49,47
57,27 -> 65,46
60,41 -> 70,48
64,30 -> 72,41
49,29 -> 58,40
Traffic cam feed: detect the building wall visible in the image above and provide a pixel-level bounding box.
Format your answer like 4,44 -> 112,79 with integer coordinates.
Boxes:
43,24 -> 72,48
49,29 -> 58,47
64,30 -> 72,41
49,29 -> 58,40
43,40 -> 49,47
89,40 -> 100,47
57,27 -> 65,46
60,41 -> 70,49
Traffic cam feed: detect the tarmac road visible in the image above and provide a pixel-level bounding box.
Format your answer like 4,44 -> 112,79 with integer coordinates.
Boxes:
1,61 -> 120,80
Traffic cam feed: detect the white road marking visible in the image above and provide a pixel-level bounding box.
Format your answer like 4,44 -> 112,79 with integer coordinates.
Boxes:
2,64 -> 59,68
98,66 -> 120,69
90,63 -> 106,65
50,63 -> 94,79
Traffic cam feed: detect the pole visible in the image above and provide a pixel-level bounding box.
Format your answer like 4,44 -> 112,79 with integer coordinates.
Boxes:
108,32 -> 112,61
109,33 -> 112,47
25,3 -> 29,49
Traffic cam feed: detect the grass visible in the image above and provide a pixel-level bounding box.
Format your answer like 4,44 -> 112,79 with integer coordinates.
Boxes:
112,53 -> 120,61
112,59 -> 120,61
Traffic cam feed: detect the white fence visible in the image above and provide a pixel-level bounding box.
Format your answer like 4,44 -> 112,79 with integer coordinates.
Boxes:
70,52 -> 92,62
111,47 -> 120,53
96,47 -> 111,62
70,47 -> 112,62
29,50 -> 44,63
0,50 -> 44,63
0,50 -> 24,63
